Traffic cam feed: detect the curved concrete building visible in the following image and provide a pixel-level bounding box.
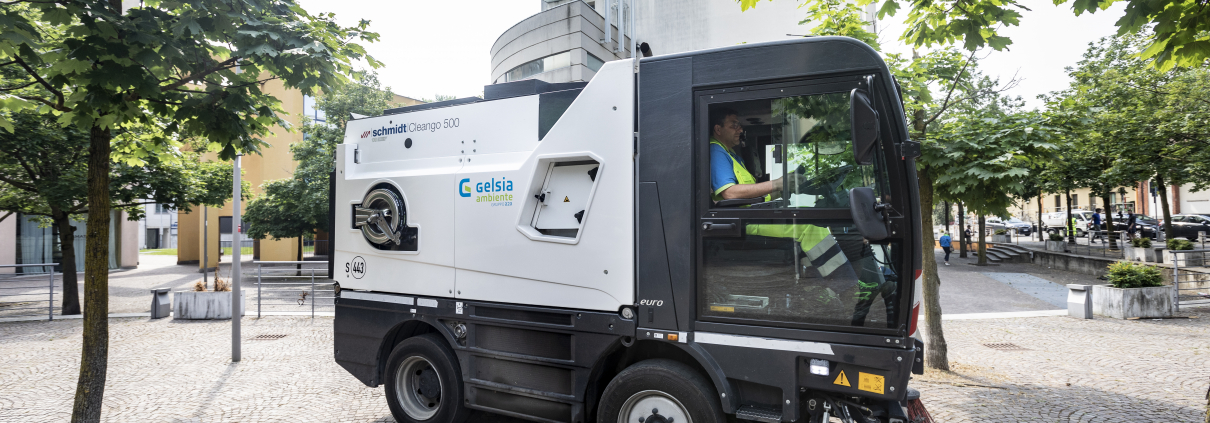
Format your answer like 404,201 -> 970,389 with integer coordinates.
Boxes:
490,1 -> 631,85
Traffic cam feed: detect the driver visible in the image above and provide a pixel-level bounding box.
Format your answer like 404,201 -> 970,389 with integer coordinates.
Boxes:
709,108 -> 782,201
708,108 -> 853,282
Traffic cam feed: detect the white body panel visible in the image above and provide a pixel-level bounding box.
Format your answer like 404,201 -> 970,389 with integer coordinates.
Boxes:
334,60 -> 636,312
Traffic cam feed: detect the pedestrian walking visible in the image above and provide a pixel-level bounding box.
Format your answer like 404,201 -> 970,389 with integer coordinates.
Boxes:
963,225 -> 973,251
1126,211 -> 1138,241
1091,208 -> 1104,244
939,233 -> 953,265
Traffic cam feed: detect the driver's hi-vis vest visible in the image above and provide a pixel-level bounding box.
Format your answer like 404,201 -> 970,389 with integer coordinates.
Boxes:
710,139 -> 771,203
747,224 -> 849,278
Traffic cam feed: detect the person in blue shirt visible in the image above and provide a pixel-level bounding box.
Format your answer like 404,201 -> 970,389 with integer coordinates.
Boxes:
1091,209 -> 1103,244
709,108 -> 782,201
939,232 -> 953,265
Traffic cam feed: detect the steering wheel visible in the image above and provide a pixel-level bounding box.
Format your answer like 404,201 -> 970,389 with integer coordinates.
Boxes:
797,164 -> 855,195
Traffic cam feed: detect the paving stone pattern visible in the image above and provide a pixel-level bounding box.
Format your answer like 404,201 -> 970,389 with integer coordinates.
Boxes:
1,308 -> 1207,422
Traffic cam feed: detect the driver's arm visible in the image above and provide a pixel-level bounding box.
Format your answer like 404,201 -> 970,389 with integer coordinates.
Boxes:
720,178 -> 782,200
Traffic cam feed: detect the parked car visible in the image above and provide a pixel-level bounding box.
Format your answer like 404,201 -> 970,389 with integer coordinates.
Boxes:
1092,216 -> 1157,239
1006,217 -> 1033,236
1167,214 -> 1210,241
1041,210 -> 1094,236
984,217 -> 1008,233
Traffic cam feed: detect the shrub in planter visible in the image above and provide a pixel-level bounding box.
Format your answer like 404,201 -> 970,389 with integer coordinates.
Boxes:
994,229 -> 1007,235
1049,233 -> 1065,242
1106,261 -> 1163,288
1168,238 -> 1193,251
1131,237 -> 1152,248
1095,261 -> 1172,319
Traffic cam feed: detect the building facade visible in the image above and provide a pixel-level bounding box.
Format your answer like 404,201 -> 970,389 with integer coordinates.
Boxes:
0,211 -> 139,274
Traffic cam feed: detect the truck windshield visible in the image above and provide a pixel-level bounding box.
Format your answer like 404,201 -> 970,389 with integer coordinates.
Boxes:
702,88 -> 900,330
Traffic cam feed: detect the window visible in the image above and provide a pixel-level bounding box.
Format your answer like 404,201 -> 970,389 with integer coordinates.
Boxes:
699,85 -> 900,330
500,51 -> 573,83
1054,195 -> 1061,208
1072,194 -> 1078,208
587,52 -> 605,73
303,95 -> 326,124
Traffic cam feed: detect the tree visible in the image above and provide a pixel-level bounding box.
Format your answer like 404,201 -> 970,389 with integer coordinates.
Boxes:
0,1 -> 376,420
0,111 -> 238,315
931,105 -> 1060,264
245,72 -> 396,255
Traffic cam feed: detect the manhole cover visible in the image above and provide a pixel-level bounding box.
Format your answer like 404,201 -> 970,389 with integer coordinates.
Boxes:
251,334 -> 287,340
982,342 -> 1028,351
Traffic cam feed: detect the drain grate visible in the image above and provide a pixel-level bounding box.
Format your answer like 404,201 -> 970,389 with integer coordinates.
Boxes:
251,334 -> 287,341
982,342 -> 1028,351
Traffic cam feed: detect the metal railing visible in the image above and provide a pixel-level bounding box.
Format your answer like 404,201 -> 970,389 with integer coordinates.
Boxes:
1170,250 -> 1210,311
0,264 -> 57,321
302,240 -> 329,258
246,261 -> 332,318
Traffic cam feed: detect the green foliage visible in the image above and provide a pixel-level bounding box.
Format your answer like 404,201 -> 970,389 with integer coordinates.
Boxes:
419,94 -> 458,103
994,229 -> 1007,235
796,0 -> 880,50
1131,237 -> 1152,248
1106,261 -> 1164,288
0,0 -> 379,158
1167,238 -> 1194,250
0,111 -> 240,219
1050,233 -> 1066,241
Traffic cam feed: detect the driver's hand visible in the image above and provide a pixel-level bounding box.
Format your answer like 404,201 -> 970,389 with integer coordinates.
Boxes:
769,177 -> 783,194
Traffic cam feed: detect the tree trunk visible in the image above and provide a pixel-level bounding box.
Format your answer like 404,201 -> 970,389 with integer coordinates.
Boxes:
1157,174 -> 1174,240
1102,190 -> 1117,249
53,210 -> 82,315
296,236 -> 303,276
943,201 -> 951,234
1066,187 -> 1075,244
958,202 -> 967,258
72,125 -> 111,423
917,171 -> 950,370
977,215 -> 988,265
1037,193 -> 1045,242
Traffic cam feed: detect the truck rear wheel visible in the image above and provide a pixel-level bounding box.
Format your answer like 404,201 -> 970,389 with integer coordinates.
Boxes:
597,359 -> 725,423
384,333 -> 469,423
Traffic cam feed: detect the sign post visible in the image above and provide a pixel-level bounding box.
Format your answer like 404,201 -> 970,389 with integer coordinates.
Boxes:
232,155 -> 242,362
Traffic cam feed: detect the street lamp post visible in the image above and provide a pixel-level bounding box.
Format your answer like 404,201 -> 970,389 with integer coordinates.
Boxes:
232,155 -> 242,362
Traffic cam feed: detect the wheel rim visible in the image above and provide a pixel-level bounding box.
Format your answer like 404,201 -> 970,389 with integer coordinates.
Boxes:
617,390 -> 692,423
395,356 -> 442,420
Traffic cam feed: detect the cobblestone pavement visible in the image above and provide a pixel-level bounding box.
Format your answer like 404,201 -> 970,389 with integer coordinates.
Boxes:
2,309 -> 1207,422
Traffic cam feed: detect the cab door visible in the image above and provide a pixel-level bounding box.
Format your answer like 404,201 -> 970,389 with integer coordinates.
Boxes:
692,77 -> 910,335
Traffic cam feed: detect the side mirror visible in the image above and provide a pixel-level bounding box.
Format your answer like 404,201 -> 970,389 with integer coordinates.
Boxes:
849,187 -> 888,241
850,89 -> 880,165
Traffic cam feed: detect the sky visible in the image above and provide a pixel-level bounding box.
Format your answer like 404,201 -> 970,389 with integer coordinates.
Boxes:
296,0 -> 1129,109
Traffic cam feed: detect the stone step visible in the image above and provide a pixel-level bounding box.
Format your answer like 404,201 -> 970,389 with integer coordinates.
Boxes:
994,244 -> 1031,255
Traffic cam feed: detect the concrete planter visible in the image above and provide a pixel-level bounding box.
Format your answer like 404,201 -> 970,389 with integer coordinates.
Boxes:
173,290 -> 246,320
992,234 -> 1011,243
1122,246 -> 1159,262
1169,250 -> 1204,267
1091,285 -> 1173,319
1045,240 -> 1067,252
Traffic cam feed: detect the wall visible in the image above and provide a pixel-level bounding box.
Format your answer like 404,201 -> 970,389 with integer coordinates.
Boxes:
633,0 -> 807,56
120,211 -> 139,268
0,215 -> 14,274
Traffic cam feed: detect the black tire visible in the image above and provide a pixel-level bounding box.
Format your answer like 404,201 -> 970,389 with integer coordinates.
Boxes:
384,333 -> 470,423
597,359 -> 725,423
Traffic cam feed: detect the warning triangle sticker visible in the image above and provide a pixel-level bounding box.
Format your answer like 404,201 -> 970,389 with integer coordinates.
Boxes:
833,371 -> 851,387
563,196 -> 570,202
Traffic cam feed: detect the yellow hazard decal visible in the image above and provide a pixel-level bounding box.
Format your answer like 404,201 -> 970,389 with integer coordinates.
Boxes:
564,196 -> 570,202
833,370 -> 850,387
709,306 -> 734,313
858,372 -> 885,394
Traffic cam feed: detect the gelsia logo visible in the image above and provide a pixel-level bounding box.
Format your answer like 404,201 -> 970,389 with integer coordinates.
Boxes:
361,124 -> 407,139
459,177 -> 514,206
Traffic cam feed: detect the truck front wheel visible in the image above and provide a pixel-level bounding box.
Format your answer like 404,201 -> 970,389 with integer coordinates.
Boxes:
384,333 -> 469,423
598,359 -> 725,423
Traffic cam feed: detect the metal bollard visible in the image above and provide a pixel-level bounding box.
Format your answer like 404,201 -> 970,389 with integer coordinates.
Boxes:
1066,284 -> 1093,319
150,288 -> 171,319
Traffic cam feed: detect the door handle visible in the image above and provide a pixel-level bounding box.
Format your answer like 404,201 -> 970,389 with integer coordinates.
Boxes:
703,223 -> 736,231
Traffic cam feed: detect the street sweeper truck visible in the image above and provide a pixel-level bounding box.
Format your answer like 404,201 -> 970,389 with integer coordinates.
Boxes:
330,36 -> 926,423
